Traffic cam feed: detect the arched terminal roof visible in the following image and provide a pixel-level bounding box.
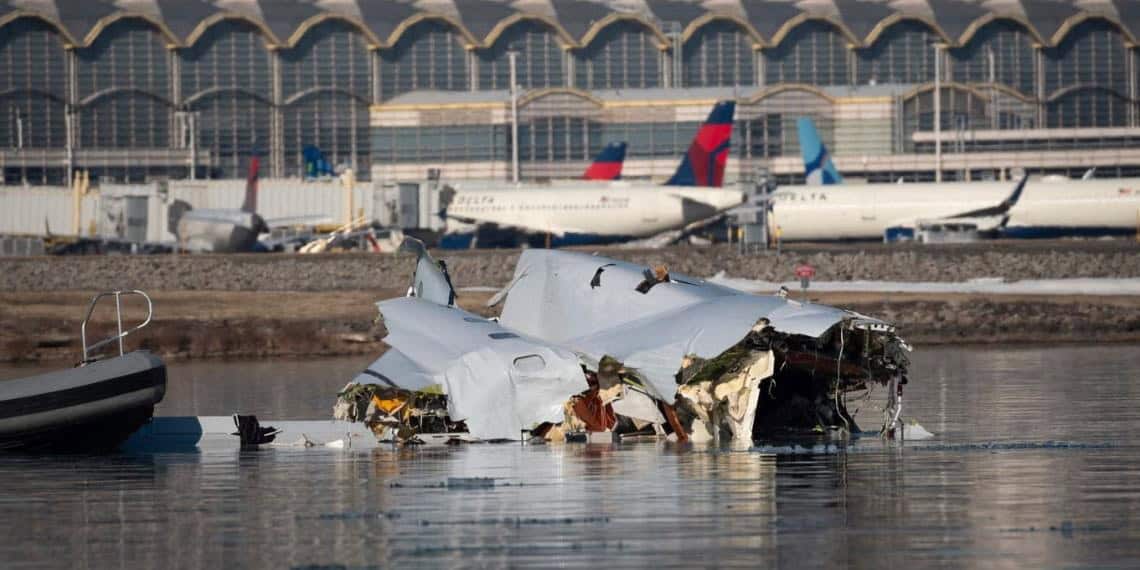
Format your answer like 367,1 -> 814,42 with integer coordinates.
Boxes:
2,0 -> 1136,49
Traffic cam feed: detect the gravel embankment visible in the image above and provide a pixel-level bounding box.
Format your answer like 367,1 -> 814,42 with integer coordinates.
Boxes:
2,241 -> 1139,292
4,241 -> 1139,362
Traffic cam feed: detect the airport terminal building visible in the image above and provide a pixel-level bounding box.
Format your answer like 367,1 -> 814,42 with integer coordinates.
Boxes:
4,0 -> 1140,187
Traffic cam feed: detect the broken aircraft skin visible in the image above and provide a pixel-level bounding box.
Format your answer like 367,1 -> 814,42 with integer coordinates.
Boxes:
340,240 -> 911,445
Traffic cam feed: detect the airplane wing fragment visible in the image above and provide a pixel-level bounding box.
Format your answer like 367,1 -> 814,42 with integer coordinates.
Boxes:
353,297 -> 587,440
885,175 -> 1030,236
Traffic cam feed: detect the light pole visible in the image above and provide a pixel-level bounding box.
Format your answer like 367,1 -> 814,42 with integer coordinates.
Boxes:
15,108 -> 26,184
15,108 -> 24,150
933,42 -> 943,182
987,47 -> 997,130
508,50 -> 520,183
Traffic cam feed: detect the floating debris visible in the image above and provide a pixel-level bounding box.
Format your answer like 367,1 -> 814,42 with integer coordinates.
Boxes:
337,239 -> 913,445
446,477 -> 495,490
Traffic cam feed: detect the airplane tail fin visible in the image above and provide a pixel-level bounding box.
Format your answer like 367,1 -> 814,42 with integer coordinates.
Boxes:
582,142 -> 627,180
241,156 -> 259,213
303,145 -> 334,179
665,100 -> 736,188
796,117 -> 842,185
167,199 -> 193,236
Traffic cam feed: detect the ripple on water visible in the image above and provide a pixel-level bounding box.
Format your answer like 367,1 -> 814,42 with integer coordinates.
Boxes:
0,345 -> 1139,568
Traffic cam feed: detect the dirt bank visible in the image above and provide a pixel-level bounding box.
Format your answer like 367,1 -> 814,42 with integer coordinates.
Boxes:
4,289 -> 1138,363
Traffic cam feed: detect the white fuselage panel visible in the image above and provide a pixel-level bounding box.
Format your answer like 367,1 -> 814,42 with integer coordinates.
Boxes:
446,184 -> 744,238
770,179 -> 1140,241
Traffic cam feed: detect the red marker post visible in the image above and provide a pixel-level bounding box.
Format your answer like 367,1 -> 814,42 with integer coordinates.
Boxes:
794,263 -> 816,299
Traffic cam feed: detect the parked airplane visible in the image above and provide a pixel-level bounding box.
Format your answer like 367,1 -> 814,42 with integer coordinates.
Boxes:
303,145 -> 335,180
771,119 -> 1140,241
797,117 -> 842,185
169,157 -> 327,253
770,177 -> 1028,241
442,101 -> 744,247
582,142 -> 627,181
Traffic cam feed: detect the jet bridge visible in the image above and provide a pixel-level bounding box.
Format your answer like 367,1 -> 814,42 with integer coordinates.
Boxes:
376,171 -> 449,238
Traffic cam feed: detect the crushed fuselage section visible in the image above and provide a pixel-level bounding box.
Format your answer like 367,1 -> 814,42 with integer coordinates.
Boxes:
674,317 -> 909,442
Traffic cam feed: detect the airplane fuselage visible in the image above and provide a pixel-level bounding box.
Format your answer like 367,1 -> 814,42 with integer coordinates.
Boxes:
446,183 -> 744,240
176,209 -> 266,253
770,179 -> 1140,241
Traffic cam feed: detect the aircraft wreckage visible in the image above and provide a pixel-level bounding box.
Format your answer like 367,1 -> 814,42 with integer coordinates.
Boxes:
336,240 -> 911,444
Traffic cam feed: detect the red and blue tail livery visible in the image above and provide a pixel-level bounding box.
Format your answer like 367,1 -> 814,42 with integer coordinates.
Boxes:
241,156 -> 260,214
665,101 -> 736,188
582,141 -> 627,181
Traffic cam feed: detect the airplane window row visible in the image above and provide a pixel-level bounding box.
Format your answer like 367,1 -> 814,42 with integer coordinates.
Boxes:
457,202 -> 630,212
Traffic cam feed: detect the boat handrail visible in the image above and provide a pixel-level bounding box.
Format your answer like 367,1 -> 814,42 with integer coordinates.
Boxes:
81,290 -> 153,364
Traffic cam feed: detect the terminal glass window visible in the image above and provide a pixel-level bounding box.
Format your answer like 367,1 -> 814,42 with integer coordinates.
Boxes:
179,21 -> 274,99
79,93 -> 171,149
280,20 -> 373,101
190,93 -> 273,178
372,125 -> 507,163
573,21 -> 662,89
518,116 -> 591,163
950,20 -> 1036,96
379,20 -> 470,99
682,20 -> 756,87
0,17 -> 69,99
601,121 -> 698,160
76,19 -> 172,150
478,21 -> 565,90
901,88 -> 989,151
1043,20 -> 1129,98
1045,88 -> 1131,128
856,20 -> 938,85
0,95 -> 66,150
746,114 -> 786,158
283,93 -> 371,178
0,17 -> 68,151
764,21 -> 849,86
76,19 -> 170,100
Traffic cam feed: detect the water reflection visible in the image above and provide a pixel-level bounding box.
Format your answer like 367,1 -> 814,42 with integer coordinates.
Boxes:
0,345 -> 1139,567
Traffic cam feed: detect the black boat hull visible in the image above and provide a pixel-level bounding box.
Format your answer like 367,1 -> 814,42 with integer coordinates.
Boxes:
0,351 -> 167,452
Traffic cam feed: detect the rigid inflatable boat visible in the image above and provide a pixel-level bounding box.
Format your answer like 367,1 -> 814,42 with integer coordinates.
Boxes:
0,291 -> 166,451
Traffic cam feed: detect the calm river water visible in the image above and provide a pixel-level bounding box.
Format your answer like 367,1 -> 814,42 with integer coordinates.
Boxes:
1,345 -> 1139,568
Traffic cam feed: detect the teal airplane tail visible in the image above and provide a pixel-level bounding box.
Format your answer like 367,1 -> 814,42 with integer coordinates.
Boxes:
796,117 -> 842,185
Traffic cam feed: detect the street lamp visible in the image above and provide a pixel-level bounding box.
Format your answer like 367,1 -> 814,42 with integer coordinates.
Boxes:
933,42 -> 944,182
508,49 -> 520,183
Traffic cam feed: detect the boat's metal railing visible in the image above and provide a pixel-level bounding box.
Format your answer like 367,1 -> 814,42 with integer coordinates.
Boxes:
81,290 -> 153,364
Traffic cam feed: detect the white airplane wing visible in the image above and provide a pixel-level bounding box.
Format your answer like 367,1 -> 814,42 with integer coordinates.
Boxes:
884,175 -> 1028,232
263,215 -> 333,228
444,211 -> 589,237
